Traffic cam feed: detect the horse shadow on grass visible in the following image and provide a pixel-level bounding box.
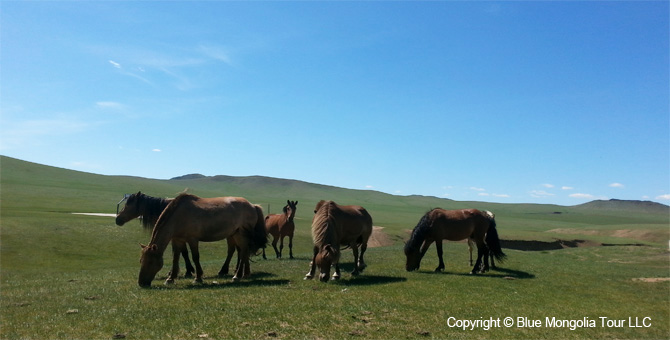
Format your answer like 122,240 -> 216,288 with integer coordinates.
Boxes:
424,267 -> 535,280
148,271 -> 290,290
330,263 -> 408,286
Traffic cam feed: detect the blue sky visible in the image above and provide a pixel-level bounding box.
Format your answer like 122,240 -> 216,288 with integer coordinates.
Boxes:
1,1 -> 668,206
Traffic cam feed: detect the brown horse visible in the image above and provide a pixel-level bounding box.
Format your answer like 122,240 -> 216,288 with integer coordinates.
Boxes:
405,208 -> 505,274
116,192 -> 238,277
138,193 -> 267,287
263,200 -> 298,259
305,200 -> 372,282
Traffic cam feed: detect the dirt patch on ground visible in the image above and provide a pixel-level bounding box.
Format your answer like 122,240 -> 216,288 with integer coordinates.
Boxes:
72,213 -> 116,217
368,226 -> 394,248
547,228 -> 667,243
632,278 -> 670,283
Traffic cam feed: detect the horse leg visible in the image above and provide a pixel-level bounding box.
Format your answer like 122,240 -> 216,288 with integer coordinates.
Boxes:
471,243 -> 488,274
288,235 -> 294,259
490,252 -> 497,269
184,241 -> 203,284
358,242 -> 368,273
467,239 -> 474,266
272,236 -> 280,259
434,241 -> 445,272
279,235 -> 285,259
332,261 -> 341,280
181,246 -> 195,278
304,247 -> 318,280
166,241 -> 183,285
232,245 -> 249,282
351,244 -> 361,276
219,238 -> 236,277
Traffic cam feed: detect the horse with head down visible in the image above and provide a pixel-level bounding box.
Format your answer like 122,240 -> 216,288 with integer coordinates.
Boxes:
404,208 -> 505,274
304,200 -> 372,282
138,193 -> 267,287
116,192 -> 238,278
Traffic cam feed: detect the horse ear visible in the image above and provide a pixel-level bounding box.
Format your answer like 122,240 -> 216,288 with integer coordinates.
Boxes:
139,243 -> 147,249
137,191 -> 142,195
295,201 -> 298,206
150,244 -> 158,251
287,200 -> 291,206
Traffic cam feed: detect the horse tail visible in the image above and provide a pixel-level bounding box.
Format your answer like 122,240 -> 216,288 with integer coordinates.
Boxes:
484,212 -> 506,263
404,209 -> 434,253
247,205 -> 268,255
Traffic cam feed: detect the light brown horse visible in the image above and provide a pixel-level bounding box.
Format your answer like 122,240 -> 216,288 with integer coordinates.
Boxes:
263,200 -> 298,259
405,208 -> 505,274
304,200 -> 372,282
116,192 -> 238,277
138,193 -> 267,287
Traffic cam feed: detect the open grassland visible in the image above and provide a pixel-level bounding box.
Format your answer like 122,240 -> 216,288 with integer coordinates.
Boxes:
1,156 -> 669,339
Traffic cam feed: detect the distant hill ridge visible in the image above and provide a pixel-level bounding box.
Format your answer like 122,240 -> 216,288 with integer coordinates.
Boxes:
576,199 -> 669,213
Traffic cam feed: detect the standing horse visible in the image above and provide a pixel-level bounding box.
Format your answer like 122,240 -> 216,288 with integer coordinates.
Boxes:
138,193 -> 267,287
116,192 -> 238,277
404,208 -> 505,274
263,200 -> 298,259
304,200 -> 372,282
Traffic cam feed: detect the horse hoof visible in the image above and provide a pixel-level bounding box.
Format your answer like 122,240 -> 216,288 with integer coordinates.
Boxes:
184,273 -> 194,279
232,276 -> 240,282
193,278 -> 204,284
164,279 -> 175,285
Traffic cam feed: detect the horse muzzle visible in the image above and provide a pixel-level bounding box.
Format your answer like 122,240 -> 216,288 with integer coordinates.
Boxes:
319,273 -> 330,282
115,216 -> 126,226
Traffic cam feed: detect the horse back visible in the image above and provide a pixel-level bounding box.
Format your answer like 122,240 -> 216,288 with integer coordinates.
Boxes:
175,196 -> 259,242
432,208 -> 488,242
334,204 -> 373,244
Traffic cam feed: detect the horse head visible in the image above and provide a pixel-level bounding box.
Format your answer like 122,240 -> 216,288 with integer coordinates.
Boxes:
116,191 -> 143,226
404,243 -> 422,272
315,244 -> 339,282
284,200 -> 298,222
138,243 -> 163,287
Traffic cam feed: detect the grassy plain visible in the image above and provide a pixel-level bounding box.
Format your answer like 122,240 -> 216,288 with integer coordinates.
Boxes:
1,156 -> 668,339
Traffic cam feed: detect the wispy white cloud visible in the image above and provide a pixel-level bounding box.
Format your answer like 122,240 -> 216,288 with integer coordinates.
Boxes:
198,44 -> 233,65
492,193 -> 510,198
656,194 -> 670,201
530,190 -> 554,198
609,183 -> 625,188
478,192 -> 490,196
470,187 -> 486,191
109,60 -> 121,69
561,186 -> 574,190
542,183 -> 555,188
152,149 -> 162,152
570,193 -> 594,199
364,185 -> 374,189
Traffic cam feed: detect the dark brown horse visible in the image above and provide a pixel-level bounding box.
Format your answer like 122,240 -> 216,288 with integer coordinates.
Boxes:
263,200 -> 298,259
305,200 -> 372,282
405,209 -> 505,274
116,192 -> 238,277
138,193 -> 267,287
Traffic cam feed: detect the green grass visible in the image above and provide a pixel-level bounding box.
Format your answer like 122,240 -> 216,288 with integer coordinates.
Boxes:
1,156 -> 669,339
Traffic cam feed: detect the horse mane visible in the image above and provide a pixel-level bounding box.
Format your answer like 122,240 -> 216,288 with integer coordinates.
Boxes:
404,208 -> 436,253
149,193 -> 198,243
137,193 -> 172,230
311,201 -> 338,248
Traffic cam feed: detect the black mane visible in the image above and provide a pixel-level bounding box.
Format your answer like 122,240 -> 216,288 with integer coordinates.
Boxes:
404,209 -> 436,253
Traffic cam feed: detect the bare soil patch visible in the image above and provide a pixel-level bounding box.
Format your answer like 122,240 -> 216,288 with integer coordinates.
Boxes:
632,278 -> 670,283
368,226 -> 394,248
500,239 -> 602,251
547,228 -> 667,243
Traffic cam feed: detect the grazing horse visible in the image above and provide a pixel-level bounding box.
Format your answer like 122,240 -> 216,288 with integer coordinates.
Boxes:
263,200 -> 298,259
305,200 -> 372,282
116,192 -> 238,277
138,193 -> 267,287
405,208 -> 505,274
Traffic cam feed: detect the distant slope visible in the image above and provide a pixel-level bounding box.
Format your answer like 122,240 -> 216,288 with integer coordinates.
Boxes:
576,199 -> 669,214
